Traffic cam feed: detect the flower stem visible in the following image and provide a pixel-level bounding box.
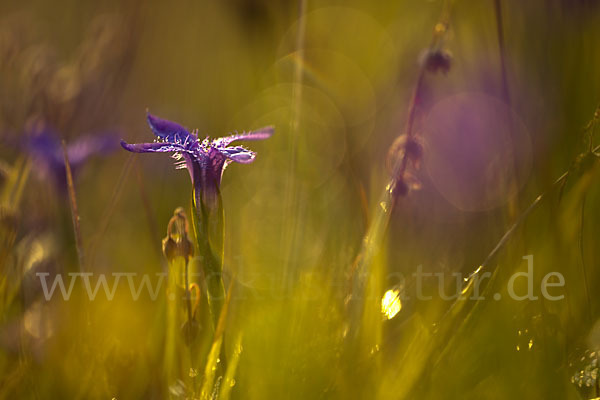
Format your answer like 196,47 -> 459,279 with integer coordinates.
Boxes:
190,190 -> 226,336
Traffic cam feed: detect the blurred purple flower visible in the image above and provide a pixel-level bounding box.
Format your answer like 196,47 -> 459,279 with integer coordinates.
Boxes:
23,123 -> 118,189
121,112 -> 273,208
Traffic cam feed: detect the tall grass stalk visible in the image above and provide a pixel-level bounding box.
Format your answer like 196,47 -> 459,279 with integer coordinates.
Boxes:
217,332 -> 243,400
61,140 -> 85,272
346,0 -> 453,329
0,158 -> 29,272
378,113 -> 600,399
493,0 -> 521,219
281,0 -> 308,279
431,118 -> 600,392
88,153 -> 135,268
0,158 -> 30,311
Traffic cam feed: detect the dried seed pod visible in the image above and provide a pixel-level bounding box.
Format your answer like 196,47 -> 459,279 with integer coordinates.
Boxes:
420,49 -> 452,75
386,134 -> 423,174
392,179 -> 409,197
404,138 -> 423,168
389,172 -> 422,199
162,207 -> 194,263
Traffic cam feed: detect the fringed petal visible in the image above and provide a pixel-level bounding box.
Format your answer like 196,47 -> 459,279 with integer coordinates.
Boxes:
120,140 -> 187,154
219,145 -> 256,164
219,126 -> 274,146
146,112 -> 191,142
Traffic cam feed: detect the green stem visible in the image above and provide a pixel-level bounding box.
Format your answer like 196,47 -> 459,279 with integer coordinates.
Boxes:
190,190 -> 226,335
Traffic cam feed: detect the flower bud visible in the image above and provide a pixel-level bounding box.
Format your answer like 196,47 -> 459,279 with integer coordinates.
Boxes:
162,207 -> 194,263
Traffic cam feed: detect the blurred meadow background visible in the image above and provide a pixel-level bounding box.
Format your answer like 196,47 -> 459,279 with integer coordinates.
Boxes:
1,0 -> 600,398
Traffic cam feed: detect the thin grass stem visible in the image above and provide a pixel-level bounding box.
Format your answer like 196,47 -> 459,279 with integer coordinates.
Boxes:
281,0 -> 308,280
61,140 -> 84,272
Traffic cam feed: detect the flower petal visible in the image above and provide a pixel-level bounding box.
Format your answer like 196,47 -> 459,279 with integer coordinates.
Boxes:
219,146 -> 257,164
26,129 -> 62,165
25,129 -> 65,174
67,133 -> 119,167
220,126 -> 274,146
146,112 -> 191,141
120,140 -> 186,153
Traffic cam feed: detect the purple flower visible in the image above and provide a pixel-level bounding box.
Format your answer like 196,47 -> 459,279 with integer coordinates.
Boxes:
23,122 -> 118,190
122,112 -> 273,332
121,112 -> 273,208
